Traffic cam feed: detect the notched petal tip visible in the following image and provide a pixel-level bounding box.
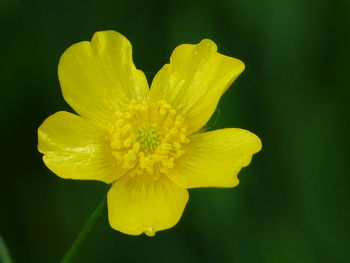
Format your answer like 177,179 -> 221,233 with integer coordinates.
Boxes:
197,38 -> 218,51
150,37 -> 247,134
199,38 -> 246,78
91,30 -> 130,54
57,30 -> 149,124
59,31 -> 126,63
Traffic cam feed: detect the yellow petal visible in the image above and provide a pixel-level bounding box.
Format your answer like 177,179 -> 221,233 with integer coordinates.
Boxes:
168,128 -> 261,188
38,111 -> 125,183
150,39 -> 244,134
58,30 -> 149,126
107,174 -> 188,236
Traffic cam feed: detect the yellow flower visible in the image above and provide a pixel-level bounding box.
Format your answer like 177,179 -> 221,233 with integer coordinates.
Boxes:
38,30 -> 262,236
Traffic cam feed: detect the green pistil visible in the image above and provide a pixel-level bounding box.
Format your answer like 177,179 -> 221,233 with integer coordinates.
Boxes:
136,125 -> 160,151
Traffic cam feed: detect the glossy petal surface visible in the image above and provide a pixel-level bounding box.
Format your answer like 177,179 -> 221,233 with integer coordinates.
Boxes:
38,111 -> 124,183
168,128 -> 262,188
107,174 -> 189,236
58,30 -> 149,126
150,39 -> 244,134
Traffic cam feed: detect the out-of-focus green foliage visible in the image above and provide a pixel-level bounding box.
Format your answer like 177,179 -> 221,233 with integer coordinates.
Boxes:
1,0 -> 349,262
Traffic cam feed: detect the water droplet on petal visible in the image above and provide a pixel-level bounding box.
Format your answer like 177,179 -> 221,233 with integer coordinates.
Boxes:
144,226 -> 155,237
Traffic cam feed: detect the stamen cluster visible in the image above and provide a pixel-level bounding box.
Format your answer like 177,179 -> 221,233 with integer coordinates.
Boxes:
106,99 -> 189,179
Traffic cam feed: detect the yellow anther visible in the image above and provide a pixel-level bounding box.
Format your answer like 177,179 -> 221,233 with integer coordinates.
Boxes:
114,111 -> 123,118
137,103 -> 147,112
124,112 -> 132,119
121,124 -> 132,135
161,103 -> 171,110
169,109 -> 177,115
157,100 -> 166,106
107,123 -> 115,133
111,140 -> 122,149
116,118 -> 126,126
132,142 -> 140,153
157,143 -> 172,155
161,158 -> 174,169
125,150 -> 137,161
126,103 -> 135,111
173,142 -> 181,149
180,134 -> 189,143
123,138 -> 133,148
169,127 -> 179,135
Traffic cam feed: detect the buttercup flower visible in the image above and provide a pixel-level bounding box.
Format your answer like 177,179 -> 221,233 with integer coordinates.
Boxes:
38,30 -> 262,236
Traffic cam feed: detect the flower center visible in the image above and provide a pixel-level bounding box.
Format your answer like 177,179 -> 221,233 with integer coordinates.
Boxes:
136,125 -> 160,151
107,99 -> 189,179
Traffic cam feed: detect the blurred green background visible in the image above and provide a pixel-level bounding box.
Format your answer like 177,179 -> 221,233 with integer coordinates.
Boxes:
1,0 -> 349,262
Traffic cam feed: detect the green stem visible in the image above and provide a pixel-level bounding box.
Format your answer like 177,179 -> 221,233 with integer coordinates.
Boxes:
59,193 -> 107,263
0,236 -> 13,263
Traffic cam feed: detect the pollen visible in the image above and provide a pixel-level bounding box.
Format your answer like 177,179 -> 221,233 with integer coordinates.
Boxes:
107,99 -> 190,179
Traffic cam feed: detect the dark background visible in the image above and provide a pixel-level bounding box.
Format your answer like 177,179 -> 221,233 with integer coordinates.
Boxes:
1,0 -> 349,262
